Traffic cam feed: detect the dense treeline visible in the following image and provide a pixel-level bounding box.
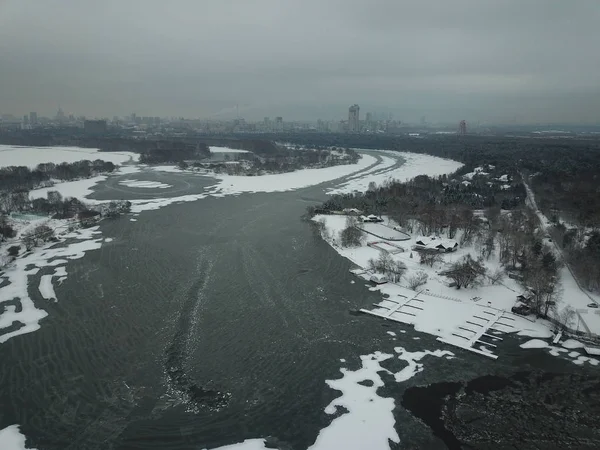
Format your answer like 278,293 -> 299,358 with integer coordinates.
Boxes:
181,147 -> 359,175
139,142 -> 210,164
0,159 -> 116,193
237,132 -> 600,177
319,171 -> 525,228
531,171 -> 600,226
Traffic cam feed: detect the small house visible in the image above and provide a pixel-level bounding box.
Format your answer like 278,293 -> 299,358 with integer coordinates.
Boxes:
360,214 -> 383,223
369,273 -> 388,284
343,208 -> 362,216
414,237 -> 458,253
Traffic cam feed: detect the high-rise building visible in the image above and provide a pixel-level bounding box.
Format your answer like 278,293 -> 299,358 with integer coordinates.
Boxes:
23,115 -> 29,125
29,112 -> 37,126
348,104 -> 360,133
56,108 -> 66,122
275,116 -> 283,132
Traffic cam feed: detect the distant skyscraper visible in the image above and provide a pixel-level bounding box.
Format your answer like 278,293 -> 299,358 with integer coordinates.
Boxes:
459,120 -> 467,135
29,112 -> 37,125
23,115 -> 29,125
348,104 -> 360,133
275,116 -> 283,132
56,108 -> 66,122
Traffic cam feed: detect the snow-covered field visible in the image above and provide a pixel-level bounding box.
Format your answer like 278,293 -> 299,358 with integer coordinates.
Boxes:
30,175 -> 108,201
314,214 -> 600,366
328,151 -> 463,194
0,145 -> 139,169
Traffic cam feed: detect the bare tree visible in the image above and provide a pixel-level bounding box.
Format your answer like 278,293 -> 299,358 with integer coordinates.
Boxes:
34,224 -> 55,242
419,251 -> 443,267
488,268 -> 505,285
368,251 -> 393,274
340,216 -> 363,248
22,231 -> 36,251
445,254 -> 487,289
483,206 -> 501,229
525,270 -> 562,317
407,271 -> 429,290
480,231 -> 495,260
554,306 -> 576,331
47,190 -> 63,215
389,260 -> 407,283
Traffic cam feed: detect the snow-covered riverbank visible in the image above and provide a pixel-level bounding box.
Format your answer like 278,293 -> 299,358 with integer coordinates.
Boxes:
312,213 -> 600,367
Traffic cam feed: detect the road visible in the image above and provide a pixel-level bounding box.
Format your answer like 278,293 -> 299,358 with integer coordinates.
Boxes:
521,174 -> 599,334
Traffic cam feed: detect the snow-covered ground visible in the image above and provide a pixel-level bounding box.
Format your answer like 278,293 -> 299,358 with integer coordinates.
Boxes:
313,214 -> 557,356
328,151 -> 463,194
0,145 -> 138,168
314,213 -> 600,366
0,425 -> 37,450
522,176 -> 600,334
29,175 -> 108,201
209,154 -> 375,195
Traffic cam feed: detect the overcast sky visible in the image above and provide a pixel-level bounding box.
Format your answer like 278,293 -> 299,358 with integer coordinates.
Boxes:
1,0 -> 599,123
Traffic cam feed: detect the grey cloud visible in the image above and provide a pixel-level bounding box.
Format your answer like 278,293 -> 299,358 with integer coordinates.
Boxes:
1,0 -> 599,123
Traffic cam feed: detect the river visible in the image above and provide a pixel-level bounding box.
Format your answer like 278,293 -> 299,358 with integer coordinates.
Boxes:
0,153 -> 594,449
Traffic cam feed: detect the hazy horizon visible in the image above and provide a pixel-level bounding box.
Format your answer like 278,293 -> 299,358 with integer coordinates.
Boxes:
1,0 -> 599,124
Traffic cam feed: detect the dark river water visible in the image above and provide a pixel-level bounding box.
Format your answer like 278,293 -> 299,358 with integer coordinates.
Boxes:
0,159 -> 593,449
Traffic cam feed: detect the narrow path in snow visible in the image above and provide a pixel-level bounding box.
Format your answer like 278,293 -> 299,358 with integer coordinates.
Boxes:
522,173 -> 598,307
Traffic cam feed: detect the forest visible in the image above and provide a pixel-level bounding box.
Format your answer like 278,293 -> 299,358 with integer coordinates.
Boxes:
199,147 -> 360,175
0,159 -> 116,192
305,133 -> 600,306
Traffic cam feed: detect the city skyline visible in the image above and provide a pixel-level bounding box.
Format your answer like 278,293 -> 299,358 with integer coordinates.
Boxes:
1,1 -> 600,124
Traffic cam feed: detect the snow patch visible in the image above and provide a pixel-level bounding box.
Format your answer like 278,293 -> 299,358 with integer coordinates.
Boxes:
38,274 -> 56,301
30,176 -> 107,202
0,425 -> 38,450
210,146 -> 250,154
520,339 -> 549,349
329,152 -> 462,195
118,179 -> 172,189
202,440 -> 269,449
308,347 -> 453,450
0,227 -> 104,344
562,339 -> 585,349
